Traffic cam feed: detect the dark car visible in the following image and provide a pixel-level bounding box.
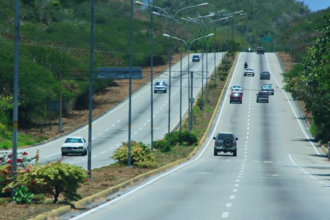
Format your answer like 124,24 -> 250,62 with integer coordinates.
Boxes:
261,84 -> 274,95
260,71 -> 271,80
257,47 -> 264,55
192,55 -> 200,62
213,132 -> 238,157
229,92 -> 243,104
256,91 -> 269,103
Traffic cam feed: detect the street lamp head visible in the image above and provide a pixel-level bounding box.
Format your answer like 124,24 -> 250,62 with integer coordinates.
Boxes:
207,33 -> 214,37
198,3 -> 209,7
135,1 -> 146,6
163,34 -> 170,38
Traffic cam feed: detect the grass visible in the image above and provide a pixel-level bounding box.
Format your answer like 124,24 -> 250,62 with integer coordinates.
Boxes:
0,132 -> 49,150
0,54 -> 234,220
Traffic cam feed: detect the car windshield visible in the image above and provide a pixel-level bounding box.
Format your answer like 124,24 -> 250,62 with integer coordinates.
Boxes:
65,138 -> 83,143
262,72 -> 269,74
258,93 -> 267,96
246,68 -> 253,71
216,133 -> 234,140
156,82 -> 164,86
263,85 -> 272,89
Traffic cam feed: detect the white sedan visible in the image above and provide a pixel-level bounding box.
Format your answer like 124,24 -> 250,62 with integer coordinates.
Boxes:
244,68 -> 255,77
61,136 -> 88,156
231,85 -> 243,96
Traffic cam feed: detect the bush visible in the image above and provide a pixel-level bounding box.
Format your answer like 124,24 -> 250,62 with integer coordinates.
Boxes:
112,141 -> 157,168
164,131 -> 181,146
181,130 -> 198,146
153,139 -> 170,152
5,161 -> 87,203
220,76 -> 226,81
208,83 -> 217,90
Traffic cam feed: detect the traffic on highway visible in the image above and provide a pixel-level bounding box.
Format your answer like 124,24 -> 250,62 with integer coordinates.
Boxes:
64,51 -> 330,220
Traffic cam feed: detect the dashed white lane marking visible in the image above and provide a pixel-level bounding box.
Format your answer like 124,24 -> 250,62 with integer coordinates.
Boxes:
139,127 -> 142,130
226,203 -> 232,208
134,132 -> 137,135
101,151 -> 106,154
105,128 -> 109,131
236,179 -> 240,182
99,133 -> 103,136
233,189 -> 238,192
109,147 -> 113,150
148,119 -> 151,122
156,111 -> 159,114
112,124 -> 115,127
222,212 -> 229,218
235,184 -> 239,187
117,120 -> 120,123
229,195 -> 235,200
92,137 -> 96,140
92,156 -> 96,158
143,123 -> 147,126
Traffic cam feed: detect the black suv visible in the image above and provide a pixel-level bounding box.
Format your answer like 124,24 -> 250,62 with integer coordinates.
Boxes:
257,47 -> 264,55
213,132 -> 238,157
260,71 -> 270,80
192,55 -> 200,62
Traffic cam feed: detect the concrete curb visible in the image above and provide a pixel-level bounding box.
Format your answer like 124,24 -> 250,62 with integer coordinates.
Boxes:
29,53 -> 237,220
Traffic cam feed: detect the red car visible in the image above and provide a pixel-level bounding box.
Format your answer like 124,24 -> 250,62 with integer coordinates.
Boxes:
229,92 -> 243,104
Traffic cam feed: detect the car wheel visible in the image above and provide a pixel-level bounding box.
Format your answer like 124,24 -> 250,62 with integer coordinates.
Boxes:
257,100 -> 259,103
154,91 -> 156,93
223,138 -> 233,147
233,150 -> 237,157
164,90 -> 167,93
240,101 -> 242,104
253,74 -> 255,77
214,150 -> 217,156
61,152 -> 66,157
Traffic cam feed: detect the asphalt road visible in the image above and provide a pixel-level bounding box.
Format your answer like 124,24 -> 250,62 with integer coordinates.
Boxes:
68,52 -> 330,220
5,52 -> 223,170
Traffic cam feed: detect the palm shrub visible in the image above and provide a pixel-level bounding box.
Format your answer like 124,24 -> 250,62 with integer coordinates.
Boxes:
112,141 -> 157,168
181,130 -> 198,146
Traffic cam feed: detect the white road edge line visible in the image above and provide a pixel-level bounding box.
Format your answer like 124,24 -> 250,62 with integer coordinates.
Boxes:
265,54 -> 320,155
288,154 -> 317,180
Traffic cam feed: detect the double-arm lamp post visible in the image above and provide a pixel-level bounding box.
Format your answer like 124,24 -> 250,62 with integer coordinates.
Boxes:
135,1 -> 208,146
163,33 -> 214,132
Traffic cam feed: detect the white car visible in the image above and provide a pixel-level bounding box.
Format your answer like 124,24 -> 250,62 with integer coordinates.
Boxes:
231,88 -> 243,96
244,68 -> 254,77
231,85 -> 243,96
61,136 -> 88,156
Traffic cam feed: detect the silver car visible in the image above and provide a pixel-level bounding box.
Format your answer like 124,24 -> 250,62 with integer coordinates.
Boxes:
154,80 -> 167,93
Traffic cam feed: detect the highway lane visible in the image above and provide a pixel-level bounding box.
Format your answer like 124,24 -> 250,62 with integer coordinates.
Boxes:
69,52 -> 330,219
3,52 -> 224,169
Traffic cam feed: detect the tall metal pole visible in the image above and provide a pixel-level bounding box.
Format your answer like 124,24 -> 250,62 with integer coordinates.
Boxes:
87,0 -> 95,178
167,24 -> 172,146
201,49 -> 204,111
190,72 -> 194,130
148,0 -> 155,149
59,71 -> 63,133
214,26 -> 216,83
128,0 -> 134,166
11,0 -> 19,200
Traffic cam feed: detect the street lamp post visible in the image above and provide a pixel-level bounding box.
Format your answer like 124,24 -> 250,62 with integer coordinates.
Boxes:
163,33 -> 214,131
135,1 -> 208,145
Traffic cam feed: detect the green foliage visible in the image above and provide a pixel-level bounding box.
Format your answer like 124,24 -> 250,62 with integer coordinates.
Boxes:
7,161 -> 87,203
112,141 -> 157,168
282,14 -> 330,142
153,139 -> 171,152
13,185 -> 34,204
